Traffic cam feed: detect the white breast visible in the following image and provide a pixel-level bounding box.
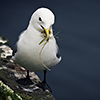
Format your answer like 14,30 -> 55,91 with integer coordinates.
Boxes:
13,28 -> 61,71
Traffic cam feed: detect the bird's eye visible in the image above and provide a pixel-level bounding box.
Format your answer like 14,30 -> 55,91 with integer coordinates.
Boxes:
39,17 -> 42,21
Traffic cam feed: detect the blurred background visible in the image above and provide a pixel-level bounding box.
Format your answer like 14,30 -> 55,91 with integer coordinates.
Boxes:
0,0 -> 100,100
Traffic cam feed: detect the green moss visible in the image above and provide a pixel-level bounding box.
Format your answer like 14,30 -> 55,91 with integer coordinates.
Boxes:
0,80 -> 22,100
16,92 -> 37,100
0,77 -> 37,100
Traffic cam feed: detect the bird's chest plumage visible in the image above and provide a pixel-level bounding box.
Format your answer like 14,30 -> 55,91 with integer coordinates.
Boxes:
19,31 -> 56,58
15,31 -> 58,71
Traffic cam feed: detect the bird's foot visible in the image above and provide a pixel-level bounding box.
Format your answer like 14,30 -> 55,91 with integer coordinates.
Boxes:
36,81 -> 52,93
16,77 -> 33,85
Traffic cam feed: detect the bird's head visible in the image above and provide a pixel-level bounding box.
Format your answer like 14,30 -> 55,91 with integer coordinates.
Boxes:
29,8 -> 55,40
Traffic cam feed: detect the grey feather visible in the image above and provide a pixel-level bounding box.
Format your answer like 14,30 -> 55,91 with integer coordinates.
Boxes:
56,49 -> 61,59
12,43 -> 17,56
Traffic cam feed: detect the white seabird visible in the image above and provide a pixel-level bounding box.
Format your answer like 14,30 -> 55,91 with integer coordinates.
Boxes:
12,7 -> 61,92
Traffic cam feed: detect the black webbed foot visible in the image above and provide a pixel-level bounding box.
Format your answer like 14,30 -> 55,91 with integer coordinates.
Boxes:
16,77 -> 33,85
36,70 -> 52,92
36,81 -> 52,93
16,70 -> 33,85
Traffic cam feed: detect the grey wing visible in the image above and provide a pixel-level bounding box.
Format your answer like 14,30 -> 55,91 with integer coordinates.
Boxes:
12,43 -> 17,56
56,43 -> 61,59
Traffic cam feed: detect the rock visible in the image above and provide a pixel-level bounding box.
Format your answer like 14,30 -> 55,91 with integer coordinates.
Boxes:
0,36 -> 55,100
0,36 -> 12,59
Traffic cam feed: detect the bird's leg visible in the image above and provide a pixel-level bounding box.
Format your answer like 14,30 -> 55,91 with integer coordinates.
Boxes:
36,70 -> 52,92
43,70 -> 47,83
26,70 -> 30,79
16,70 -> 33,85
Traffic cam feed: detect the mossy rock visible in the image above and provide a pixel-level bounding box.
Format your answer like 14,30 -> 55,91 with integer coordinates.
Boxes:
0,36 -> 55,100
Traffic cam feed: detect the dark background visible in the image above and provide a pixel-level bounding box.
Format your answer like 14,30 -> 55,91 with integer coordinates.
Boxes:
0,0 -> 100,100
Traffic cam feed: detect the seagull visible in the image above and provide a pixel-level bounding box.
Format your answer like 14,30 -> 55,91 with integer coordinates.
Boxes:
12,7 -> 61,92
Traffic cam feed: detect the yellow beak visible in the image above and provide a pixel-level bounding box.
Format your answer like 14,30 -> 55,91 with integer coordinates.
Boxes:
39,28 -> 50,45
44,28 -> 49,39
